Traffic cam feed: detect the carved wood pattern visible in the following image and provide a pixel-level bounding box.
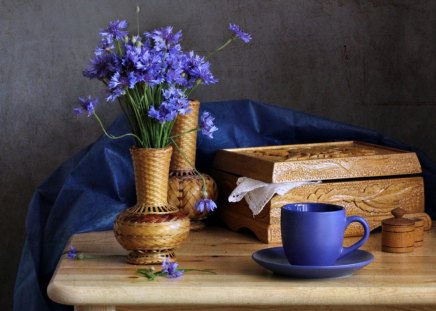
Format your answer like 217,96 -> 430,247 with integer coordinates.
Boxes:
272,153 -> 421,182
270,177 -> 424,223
214,141 -> 422,183
247,144 -> 381,161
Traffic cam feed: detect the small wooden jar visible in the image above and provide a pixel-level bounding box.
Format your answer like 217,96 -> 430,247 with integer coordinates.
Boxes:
413,217 -> 425,247
382,208 -> 415,253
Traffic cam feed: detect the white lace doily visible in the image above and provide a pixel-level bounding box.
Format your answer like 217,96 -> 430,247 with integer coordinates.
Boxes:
228,177 -> 321,215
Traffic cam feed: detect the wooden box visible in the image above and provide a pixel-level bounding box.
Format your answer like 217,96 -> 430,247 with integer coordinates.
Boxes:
212,141 -> 431,243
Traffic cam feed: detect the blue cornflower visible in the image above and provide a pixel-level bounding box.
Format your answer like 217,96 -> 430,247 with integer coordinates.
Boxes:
146,26 -> 183,51
190,62 -> 217,85
123,44 -> 142,68
200,111 -> 218,139
108,72 -> 124,89
106,87 -> 126,102
195,198 -> 217,213
162,87 -> 190,115
127,72 -> 138,89
135,49 -> 153,71
107,72 -> 131,101
74,96 -> 98,117
83,54 -> 120,80
164,50 -> 185,85
100,20 -> 128,43
175,97 -> 190,115
67,246 -> 77,259
94,42 -> 115,56
229,24 -> 252,43
161,258 -> 184,278
182,52 -> 217,88
162,86 -> 184,101
148,102 -> 178,123
166,67 -> 185,85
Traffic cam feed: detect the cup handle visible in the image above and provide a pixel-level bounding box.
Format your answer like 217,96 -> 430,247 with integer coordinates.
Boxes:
339,216 -> 370,259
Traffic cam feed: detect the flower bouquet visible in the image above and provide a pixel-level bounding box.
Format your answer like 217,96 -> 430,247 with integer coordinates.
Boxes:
76,16 -> 251,264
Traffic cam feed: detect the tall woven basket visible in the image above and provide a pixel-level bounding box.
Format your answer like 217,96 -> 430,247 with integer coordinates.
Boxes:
168,100 -> 218,230
114,146 -> 190,264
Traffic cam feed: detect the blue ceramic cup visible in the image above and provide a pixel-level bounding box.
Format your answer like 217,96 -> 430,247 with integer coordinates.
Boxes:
281,203 -> 370,266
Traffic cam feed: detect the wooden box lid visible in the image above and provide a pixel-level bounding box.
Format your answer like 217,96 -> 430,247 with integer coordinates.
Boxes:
213,141 -> 422,183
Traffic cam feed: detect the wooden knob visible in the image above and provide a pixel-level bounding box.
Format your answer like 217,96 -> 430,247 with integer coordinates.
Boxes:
391,208 -> 406,219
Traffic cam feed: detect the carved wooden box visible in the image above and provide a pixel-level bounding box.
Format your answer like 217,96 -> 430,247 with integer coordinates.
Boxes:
212,141 -> 430,243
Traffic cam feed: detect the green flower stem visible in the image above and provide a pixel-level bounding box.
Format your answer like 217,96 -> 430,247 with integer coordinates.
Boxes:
186,80 -> 202,97
162,120 -> 175,148
93,111 -> 144,145
125,89 -> 150,147
137,268 -> 163,281
205,36 -> 236,60
137,267 -> 215,281
63,250 -> 103,261
188,36 -> 237,96
136,6 -> 140,37
116,40 -> 123,56
117,98 -> 140,144
169,137 -> 208,195
169,128 -> 199,139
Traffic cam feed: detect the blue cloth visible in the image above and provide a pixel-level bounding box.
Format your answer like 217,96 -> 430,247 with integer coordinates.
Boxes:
14,100 -> 436,310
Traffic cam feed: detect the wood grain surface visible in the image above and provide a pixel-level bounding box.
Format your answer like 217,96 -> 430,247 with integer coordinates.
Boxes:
213,141 -> 422,183
48,223 -> 436,311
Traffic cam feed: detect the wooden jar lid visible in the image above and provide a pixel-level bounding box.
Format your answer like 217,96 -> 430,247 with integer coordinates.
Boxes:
382,208 -> 415,227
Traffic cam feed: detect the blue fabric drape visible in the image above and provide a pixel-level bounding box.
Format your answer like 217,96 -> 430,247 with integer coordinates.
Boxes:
14,100 -> 436,310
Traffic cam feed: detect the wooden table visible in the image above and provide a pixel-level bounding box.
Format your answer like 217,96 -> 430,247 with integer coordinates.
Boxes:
48,223 -> 436,311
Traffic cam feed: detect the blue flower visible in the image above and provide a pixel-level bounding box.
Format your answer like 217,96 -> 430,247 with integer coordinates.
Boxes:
174,97 -> 191,115
162,85 -> 183,100
107,72 -> 131,101
123,44 -> 142,68
200,111 -> 218,139
148,102 -> 178,122
106,87 -> 125,102
161,258 -> 184,278
162,86 -> 190,115
229,24 -> 252,43
108,72 -> 123,89
166,67 -> 185,85
67,246 -> 77,259
83,54 -> 120,80
100,20 -> 128,43
146,26 -> 183,51
94,43 -> 115,56
74,96 -> 98,117
127,72 -> 138,89
182,52 -> 217,88
195,198 -> 217,213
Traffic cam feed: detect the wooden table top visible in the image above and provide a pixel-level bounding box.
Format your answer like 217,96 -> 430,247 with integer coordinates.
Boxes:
48,223 -> 436,310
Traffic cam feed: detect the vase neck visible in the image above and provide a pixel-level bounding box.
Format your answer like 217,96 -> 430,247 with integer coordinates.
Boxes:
170,100 -> 200,172
131,146 -> 172,207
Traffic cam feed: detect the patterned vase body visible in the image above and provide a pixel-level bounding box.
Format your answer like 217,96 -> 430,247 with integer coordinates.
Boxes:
168,100 -> 218,230
114,146 -> 190,264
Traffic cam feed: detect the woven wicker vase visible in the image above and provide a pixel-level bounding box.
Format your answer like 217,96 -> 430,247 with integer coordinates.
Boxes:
168,100 -> 218,230
114,146 -> 190,264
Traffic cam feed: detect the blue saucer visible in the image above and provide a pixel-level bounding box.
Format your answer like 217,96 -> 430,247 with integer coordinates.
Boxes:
252,247 -> 374,279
